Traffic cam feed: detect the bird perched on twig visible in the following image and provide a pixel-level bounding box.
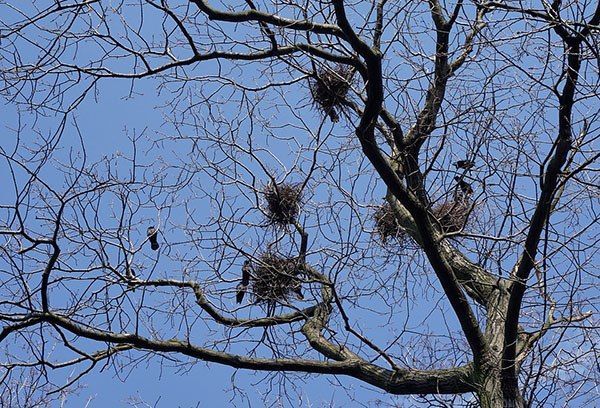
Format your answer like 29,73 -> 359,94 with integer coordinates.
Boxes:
126,267 -> 136,291
454,176 -> 474,196
453,159 -> 475,170
147,226 -> 159,251
236,260 -> 252,304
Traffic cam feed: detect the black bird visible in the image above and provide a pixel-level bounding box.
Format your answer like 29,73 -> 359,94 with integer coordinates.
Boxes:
290,276 -> 304,300
454,176 -> 474,196
236,260 -> 252,304
327,108 -> 340,123
147,226 -> 159,251
126,267 -> 136,280
126,267 -> 136,291
454,159 -> 475,170
292,285 -> 304,300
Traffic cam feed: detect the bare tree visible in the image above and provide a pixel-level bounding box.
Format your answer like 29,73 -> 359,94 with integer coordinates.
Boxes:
1,1 -> 599,406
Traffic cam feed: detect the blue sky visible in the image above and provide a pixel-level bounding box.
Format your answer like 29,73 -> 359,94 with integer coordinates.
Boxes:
0,60 -> 431,408
1,2 -> 598,407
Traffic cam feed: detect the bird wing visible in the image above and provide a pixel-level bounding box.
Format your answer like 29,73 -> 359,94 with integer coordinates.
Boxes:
241,262 -> 251,286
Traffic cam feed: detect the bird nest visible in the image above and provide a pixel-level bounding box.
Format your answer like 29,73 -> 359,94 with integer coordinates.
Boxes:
373,203 -> 408,244
374,198 -> 473,244
309,64 -> 354,123
251,253 -> 303,303
431,199 -> 473,233
263,182 -> 303,225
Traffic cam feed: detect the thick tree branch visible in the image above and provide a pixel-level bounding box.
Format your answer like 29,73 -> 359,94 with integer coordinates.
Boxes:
502,32 -> 585,399
331,0 -> 487,365
25,312 -> 474,395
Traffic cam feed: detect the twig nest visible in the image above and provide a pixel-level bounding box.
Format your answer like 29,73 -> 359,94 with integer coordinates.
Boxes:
263,182 -> 303,225
251,253 -> 303,303
309,64 -> 354,123
373,203 -> 408,244
431,198 -> 472,233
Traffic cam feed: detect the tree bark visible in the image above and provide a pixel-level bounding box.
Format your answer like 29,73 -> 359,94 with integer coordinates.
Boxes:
477,375 -> 524,408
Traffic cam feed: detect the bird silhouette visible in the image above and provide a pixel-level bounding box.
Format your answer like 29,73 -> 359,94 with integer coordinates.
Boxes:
147,226 -> 159,251
454,176 -> 474,196
454,159 -> 475,170
126,267 -> 136,291
236,260 -> 252,304
327,108 -> 340,123
292,283 -> 304,300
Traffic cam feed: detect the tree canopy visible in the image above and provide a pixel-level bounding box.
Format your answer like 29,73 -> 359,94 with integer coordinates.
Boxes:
0,1 -> 599,406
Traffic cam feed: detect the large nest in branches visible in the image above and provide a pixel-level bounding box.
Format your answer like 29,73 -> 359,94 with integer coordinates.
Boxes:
251,253 -> 303,303
374,198 -> 473,244
263,182 -> 303,225
309,64 -> 354,123
431,199 -> 472,233
373,203 -> 408,244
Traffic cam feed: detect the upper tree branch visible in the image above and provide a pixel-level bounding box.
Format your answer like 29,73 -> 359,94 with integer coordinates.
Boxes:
62,44 -> 357,79
189,0 -> 346,38
132,278 -> 318,328
400,2 -> 487,204
331,0 -> 487,365
501,18 -> 591,396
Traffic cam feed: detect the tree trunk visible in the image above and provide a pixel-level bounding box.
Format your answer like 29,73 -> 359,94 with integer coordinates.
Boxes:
474,288 -> 526,408
476,369 -> 525,408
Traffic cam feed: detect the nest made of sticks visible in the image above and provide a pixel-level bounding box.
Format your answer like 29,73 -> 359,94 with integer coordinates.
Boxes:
373,202 -> 408,244
251,253 -> 303,303
309,64 -> 354,123
374,198 -> 473,244
263,182 -> 303,225
431,198 -> 473,233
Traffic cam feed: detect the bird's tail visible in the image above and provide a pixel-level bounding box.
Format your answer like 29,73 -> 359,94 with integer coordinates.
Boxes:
328,108 -> 339,123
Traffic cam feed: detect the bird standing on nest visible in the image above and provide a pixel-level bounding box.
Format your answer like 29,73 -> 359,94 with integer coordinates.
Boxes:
291,280 -> 304,300
454,176 -> 474,196
147,226 -> 159,251
236,260 -> 252,304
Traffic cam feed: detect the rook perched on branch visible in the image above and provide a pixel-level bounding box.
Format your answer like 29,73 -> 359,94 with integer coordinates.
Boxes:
236,260 -> 252,304
147,226 -> 159,251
